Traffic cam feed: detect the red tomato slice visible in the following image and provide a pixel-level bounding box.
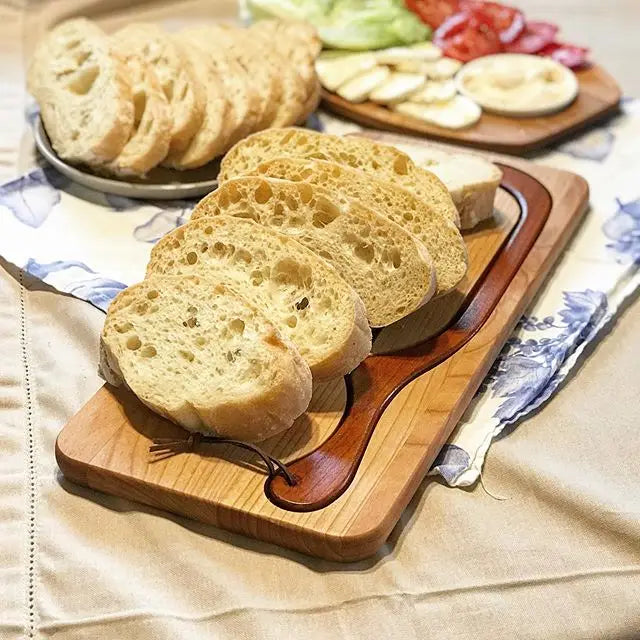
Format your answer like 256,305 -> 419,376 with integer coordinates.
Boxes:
405,0 -> 461,29
459,0 -> 525,43
539,42 -> 589,68
435,11 -> 502,62
505,20 -> 559,54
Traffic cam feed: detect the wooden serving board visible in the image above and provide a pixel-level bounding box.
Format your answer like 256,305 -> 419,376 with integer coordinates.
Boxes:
322,65 -> 621,155
56,156 -> 588,561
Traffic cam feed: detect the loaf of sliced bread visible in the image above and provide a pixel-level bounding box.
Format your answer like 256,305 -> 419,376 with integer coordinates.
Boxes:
218,128 -> 460,227
253,157 -> 468,295
179,27 -> 260,147
361,132 -> 502,229
297,77 -> 322,124
250,20 -> 320,125
147,216 -> 371,379
248,25 -> 308,128
204,24 -> 281,132
192,178 -> 437,327
101,275 -> 312,441
27,18 -> 134,165
113,23 -> 205,154
107,47 -> 171,175
162,39 -> 228,169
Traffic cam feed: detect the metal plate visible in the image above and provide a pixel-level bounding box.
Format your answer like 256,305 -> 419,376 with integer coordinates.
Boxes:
34,117 -> 219,200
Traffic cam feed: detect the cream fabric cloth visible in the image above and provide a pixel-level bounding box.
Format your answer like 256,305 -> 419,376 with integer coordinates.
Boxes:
1,1 -> 639,638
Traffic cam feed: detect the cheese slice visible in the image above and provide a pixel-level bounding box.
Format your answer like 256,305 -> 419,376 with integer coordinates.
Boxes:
393,95 -> 482,129
316,53 -> 377,92
409,80 -> 456,104
369,73 -> 427,104
396,57 -> 462,79
337,66 -> 390,103
376,42 -> 442,65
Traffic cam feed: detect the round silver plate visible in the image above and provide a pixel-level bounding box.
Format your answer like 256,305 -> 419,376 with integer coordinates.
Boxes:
33,116 -> 219,200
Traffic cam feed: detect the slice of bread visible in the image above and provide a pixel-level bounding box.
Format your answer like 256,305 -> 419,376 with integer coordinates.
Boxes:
27,18 -> 134,165
360,132 -> 502,229
147,216 -> 371,379
192,178 -> 437,327
296,77 -> 322,124
114,23 -> 205,153
178,27 -> 260,147
218,128 -> 460,227
204,24 -> 281,132
106,48 -> 171,175
162,39 -> 228,169
253,157 -> 468,295
249,25 -> 307,128
101,274 -> 311,441
251,20 -> 320,125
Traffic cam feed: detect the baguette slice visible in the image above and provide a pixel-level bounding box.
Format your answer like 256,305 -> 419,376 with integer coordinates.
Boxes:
218,128 -> 460,227
107,48 -> 171,175
179,27 -> 260,146
192,178 -> 436,327
360,132 -> 502,229
113,23 -> 205,153
253,157 -> 468,295
162,39 -> 228,169
249,25 -> 308,128
27,18 -> 134,165
251,20 -> 320,124
147,216 -> 371,380
101,275 -> 311,441
204,24 -> 281,131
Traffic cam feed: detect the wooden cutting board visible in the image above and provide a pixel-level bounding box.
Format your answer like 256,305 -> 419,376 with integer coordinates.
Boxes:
321,65 -> 621,155
56,155 -> 588,562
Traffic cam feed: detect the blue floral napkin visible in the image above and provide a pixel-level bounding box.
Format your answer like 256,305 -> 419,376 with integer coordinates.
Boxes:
1,100 -> 638,487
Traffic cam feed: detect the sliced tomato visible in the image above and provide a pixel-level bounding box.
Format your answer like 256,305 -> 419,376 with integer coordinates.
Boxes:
539,42 -> 589,68
434,11 -> 502,62
405,0 -> 461,29
459,0 -> 525,43
505,20 -> 559,54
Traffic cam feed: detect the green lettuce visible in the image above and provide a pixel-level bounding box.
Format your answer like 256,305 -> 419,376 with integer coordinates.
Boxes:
247,0 -> 431,50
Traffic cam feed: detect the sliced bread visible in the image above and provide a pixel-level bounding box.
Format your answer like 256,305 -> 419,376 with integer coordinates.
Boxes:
107,48 -> 171,175
147,216 -> 371,379
27,18 -> 134,165
248,25 -> 308,128
178,27 -> 260,146
101,274 -> 311,441
204,24 -> 281,131
218,128 -> 460,227
113,23 -> 205,153
358,131 -> 502,229
192,178 -> 437,327
253,157 -> 468,295
162,39 -> 228,169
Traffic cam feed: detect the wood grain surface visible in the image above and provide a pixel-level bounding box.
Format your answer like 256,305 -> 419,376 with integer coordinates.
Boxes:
55,157 -> 588,561
321,65 -> 621,155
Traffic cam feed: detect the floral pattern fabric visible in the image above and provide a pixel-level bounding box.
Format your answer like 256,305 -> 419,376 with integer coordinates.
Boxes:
1,100 -> 639,487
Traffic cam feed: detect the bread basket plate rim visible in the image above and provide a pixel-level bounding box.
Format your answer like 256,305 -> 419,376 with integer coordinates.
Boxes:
33,116 -> 219,200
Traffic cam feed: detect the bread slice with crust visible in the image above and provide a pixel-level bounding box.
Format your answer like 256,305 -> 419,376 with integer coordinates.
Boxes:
113,23 -> 205,154
253,157 -> 468,295
106,47 -> 171,175
203,24 -> 281,132
146,216 -> 371,379
192,177 -> 436,327
27,18 -> 134,165
101,275 -> 312,441
250,20 -> 320,125
178,27 -> 260,147
218,128 -> 460,227
162,39 -> 228,169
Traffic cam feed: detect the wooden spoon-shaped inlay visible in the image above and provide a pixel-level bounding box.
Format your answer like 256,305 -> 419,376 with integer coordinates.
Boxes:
265,165 -> 552,512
